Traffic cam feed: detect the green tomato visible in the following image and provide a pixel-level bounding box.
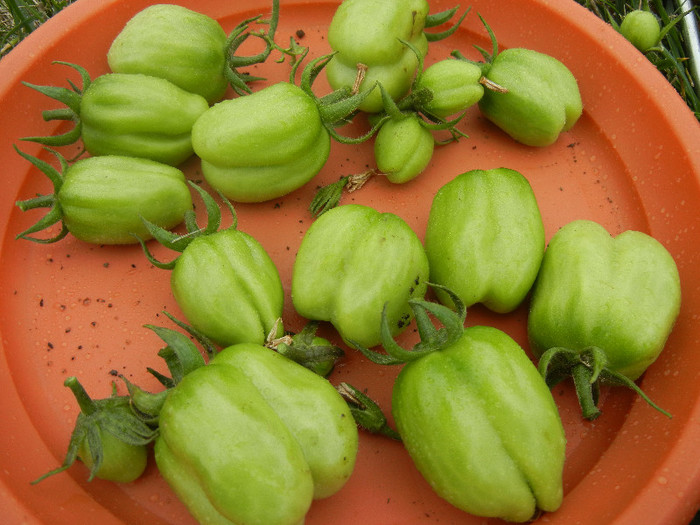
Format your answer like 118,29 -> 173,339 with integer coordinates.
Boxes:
414,58 -> 484,118
356,298 -> 565,522
528,219 -> 681,419
171,228 -> 285,347
192,82 -> 330,202
80,73 -> 209,165
478,48 -> 583,147
326,0 -> 430,113
275,322 -> 345,378
155,343 -> 358,525
78,425 -> 148,484
292,204 -> 429,348
15,150 -> 193,245
374,114 -> 434,183
137,185 -> 285,347
393,325 -> 565,522
33,377 -> 155,485
107,4 -> 229,104
22,62 -> 209,166
619,10 -> 661,52
424,168 -> 545,312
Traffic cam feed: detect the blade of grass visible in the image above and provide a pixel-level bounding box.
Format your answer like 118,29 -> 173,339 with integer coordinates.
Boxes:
1,0 -> 74,57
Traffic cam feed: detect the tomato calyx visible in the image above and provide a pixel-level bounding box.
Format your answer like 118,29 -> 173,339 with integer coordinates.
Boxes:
270,320 -> 346,377
308,170 -> 376,217
14,146 -> 70,243
424,4 -> 470,42
228,0 -> 308,95
352,284 -> 466,365
450,15 -> 508,94
32,377 -> 156,484
538,346 -> 672,420
21,61 -> 90,148
295,51 -> 383,145
336,382 -> 401,440
120,313 -> 214,425
136,182 -> 234,270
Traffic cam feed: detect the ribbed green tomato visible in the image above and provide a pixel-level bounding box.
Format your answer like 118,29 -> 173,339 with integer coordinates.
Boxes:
477,48 -> 582,147
107,4 -> 229,104
374,114 -> 434,183
192,82 -> 330,203
23,62 -> 209,166
80,73 -> 209,165
155,343 -> 358,525
528,220 -> 681,419
326,0 -> 430,113
415,58 -> 484,118
393,325 -> 566,522
15,151 -> 192,245
292,204 -> 429,348
424,168 -> 545,312
171,229 -> 285,347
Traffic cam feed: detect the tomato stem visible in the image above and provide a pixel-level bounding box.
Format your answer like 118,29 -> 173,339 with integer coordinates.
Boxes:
572,363 -> 602,420
337,382 -> 401,440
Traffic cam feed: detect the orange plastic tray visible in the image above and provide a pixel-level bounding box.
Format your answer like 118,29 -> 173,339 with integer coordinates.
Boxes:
1,0 -> 699,523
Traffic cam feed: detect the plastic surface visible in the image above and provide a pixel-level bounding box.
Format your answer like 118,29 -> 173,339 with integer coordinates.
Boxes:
0,0 -> 699,524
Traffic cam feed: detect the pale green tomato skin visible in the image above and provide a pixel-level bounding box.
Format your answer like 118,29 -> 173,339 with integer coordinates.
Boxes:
107,4 -> 229,104
155,362 -> 314,525
79,429 -> 148,483
393,326 -> 566,522
292,204 -> 429,348
528,220 -> 682,380
213,344 -> 358,499
192,82 -> 330,202
478,48 -> 582,147
374,115 -> 434,183
326,0 -> 430,112
619,10 -> 661,52
80,73 -> 209,165
155,343 -> 358,525
416,59 -> 485,118
424,168 -> 545,313
171,229 -> 284,347
58,155 -> 192,244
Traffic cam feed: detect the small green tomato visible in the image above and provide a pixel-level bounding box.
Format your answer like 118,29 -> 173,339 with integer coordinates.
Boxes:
620,10 -> 661,52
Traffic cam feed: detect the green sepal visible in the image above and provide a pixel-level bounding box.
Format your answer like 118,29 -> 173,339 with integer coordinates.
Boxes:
160,310 -> 219,358
351,283 -> 467,365
224,16 -> 269,96
20,61 -> 90,146
135,182 -> 237,269
425,5 -> 460,28
273,321 -> 345,377
309,176 -> 350,217
424,5 -> 470,42
537,346 -> 672,420
123,314 -> 215,423
308,170 -> 376,217
31,377 -> 156,484
224,0 -> 307,95
336,382 -> 401,440
295,51 -> 380,144
120,376 -> 169,426
14,146 -> 70,243
144,324 -> 207,385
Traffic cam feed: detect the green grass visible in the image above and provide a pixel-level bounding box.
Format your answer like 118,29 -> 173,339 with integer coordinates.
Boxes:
576,0 -> 700,118
0,0 -> 698,119
0,0 -> 75,56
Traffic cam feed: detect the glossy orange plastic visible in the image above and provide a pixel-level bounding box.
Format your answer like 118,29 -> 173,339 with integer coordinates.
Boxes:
0,1 -> 699,524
